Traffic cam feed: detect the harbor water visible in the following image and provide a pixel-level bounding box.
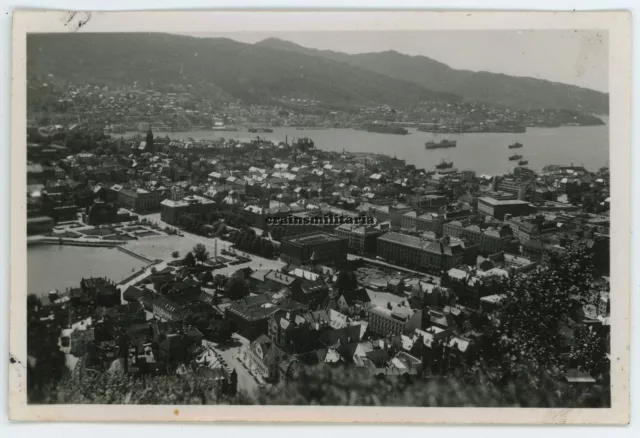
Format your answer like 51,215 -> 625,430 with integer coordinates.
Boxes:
27,244 -> 149,296
122,122 -> 609,175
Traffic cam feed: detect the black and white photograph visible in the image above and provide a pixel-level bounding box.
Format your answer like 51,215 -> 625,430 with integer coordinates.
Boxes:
9,10 -> 631,424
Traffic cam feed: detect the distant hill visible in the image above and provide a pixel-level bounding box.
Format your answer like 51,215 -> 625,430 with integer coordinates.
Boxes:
256,37 -> 609,114
26,33 -> 460,110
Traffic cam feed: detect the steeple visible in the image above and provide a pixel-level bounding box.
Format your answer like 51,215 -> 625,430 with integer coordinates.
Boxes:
146,127 -> 155,153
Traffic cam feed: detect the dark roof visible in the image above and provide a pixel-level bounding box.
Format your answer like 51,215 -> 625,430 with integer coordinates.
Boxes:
341,288 -> 371,306
185,327 -> 203,340
338,342 -> 360,362
265,270 -> 298,286
319,325 -> 362,347
126,323 -> 152,339
123,285 -> 146,302
160,334 -> 187,351
365,349 -> 389,368
524,239 -> 544,250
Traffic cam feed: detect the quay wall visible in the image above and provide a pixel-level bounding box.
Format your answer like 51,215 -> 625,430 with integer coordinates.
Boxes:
27,237 -> 125,248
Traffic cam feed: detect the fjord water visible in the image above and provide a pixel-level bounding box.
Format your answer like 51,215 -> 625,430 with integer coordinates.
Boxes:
136,122 -> 608,175
27,244 -> 148,296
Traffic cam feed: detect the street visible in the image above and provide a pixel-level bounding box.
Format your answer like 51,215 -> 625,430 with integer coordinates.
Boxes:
140,212 -> 285,274
205,334 -> 261,397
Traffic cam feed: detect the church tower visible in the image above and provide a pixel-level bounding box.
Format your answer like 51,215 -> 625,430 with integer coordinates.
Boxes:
146,127 -> 155,154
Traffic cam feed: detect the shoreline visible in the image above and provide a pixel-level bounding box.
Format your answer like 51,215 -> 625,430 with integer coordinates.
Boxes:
27,236 -> 155,264
27,237 -> 124,248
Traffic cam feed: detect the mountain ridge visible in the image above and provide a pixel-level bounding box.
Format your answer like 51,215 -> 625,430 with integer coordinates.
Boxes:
26,33 -> 461,111
255,37 -> 609,114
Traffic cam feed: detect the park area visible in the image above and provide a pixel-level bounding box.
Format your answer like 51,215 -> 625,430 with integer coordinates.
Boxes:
124,235 -> 204,261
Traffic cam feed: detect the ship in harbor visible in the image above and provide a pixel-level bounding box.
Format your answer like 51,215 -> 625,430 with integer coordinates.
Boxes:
518,159 -> 529,166
363,123 -> 409,135
211,126 -> 238,132
509,153 -> 523,161
435,159 -> 454,170
248,127 -> 274,133
425,139 -> 457,149
509,142 -> 523,149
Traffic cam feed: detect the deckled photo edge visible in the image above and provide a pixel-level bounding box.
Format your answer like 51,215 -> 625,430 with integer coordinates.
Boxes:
8,10 -> 631,424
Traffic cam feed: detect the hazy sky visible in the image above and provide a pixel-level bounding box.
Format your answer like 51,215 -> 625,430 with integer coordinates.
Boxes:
189,30 -> 608,92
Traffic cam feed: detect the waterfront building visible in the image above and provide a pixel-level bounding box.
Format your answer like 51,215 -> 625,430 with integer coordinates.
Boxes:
460,170 -> 476,182
492,177 -> 532,200
80,277 -> 120,307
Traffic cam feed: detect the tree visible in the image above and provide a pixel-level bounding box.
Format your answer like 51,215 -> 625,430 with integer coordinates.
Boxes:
193,244 -> 210,264
568,326 -> 608,376
171,250 -> 180,258
36,370 -> 239,404
182,251 -> 196,267
213,275 -> 228,289
201,271 -> 214,284
251,236 -> 262,254
240,233 -> 254,250
226,276 -> 249,300
215,320 -> 234,341
249,364 -> 609,408
262,241 -> 274,259
481,243 -> 605,377
336,268 -> 359,295
27,294 -> 39,314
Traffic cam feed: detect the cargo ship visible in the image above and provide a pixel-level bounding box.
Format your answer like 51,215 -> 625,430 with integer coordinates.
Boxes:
364,123 -> 409,135
508,142 -> 523,149
518,159 -> 529,166
509,154 -> 523,161
248,127 -> 274,133
425,139 -> 457,149
435,159 -> 454,170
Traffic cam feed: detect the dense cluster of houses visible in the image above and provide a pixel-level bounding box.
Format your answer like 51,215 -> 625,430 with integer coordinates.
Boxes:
26,119 -> 612,393
32,78 -> 601,133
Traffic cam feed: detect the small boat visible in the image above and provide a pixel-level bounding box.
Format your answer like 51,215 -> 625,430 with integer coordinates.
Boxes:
509,154 -> 523,161
509,142 -> 523,149
518,160 -> 529,166
435,159 -> 454,170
